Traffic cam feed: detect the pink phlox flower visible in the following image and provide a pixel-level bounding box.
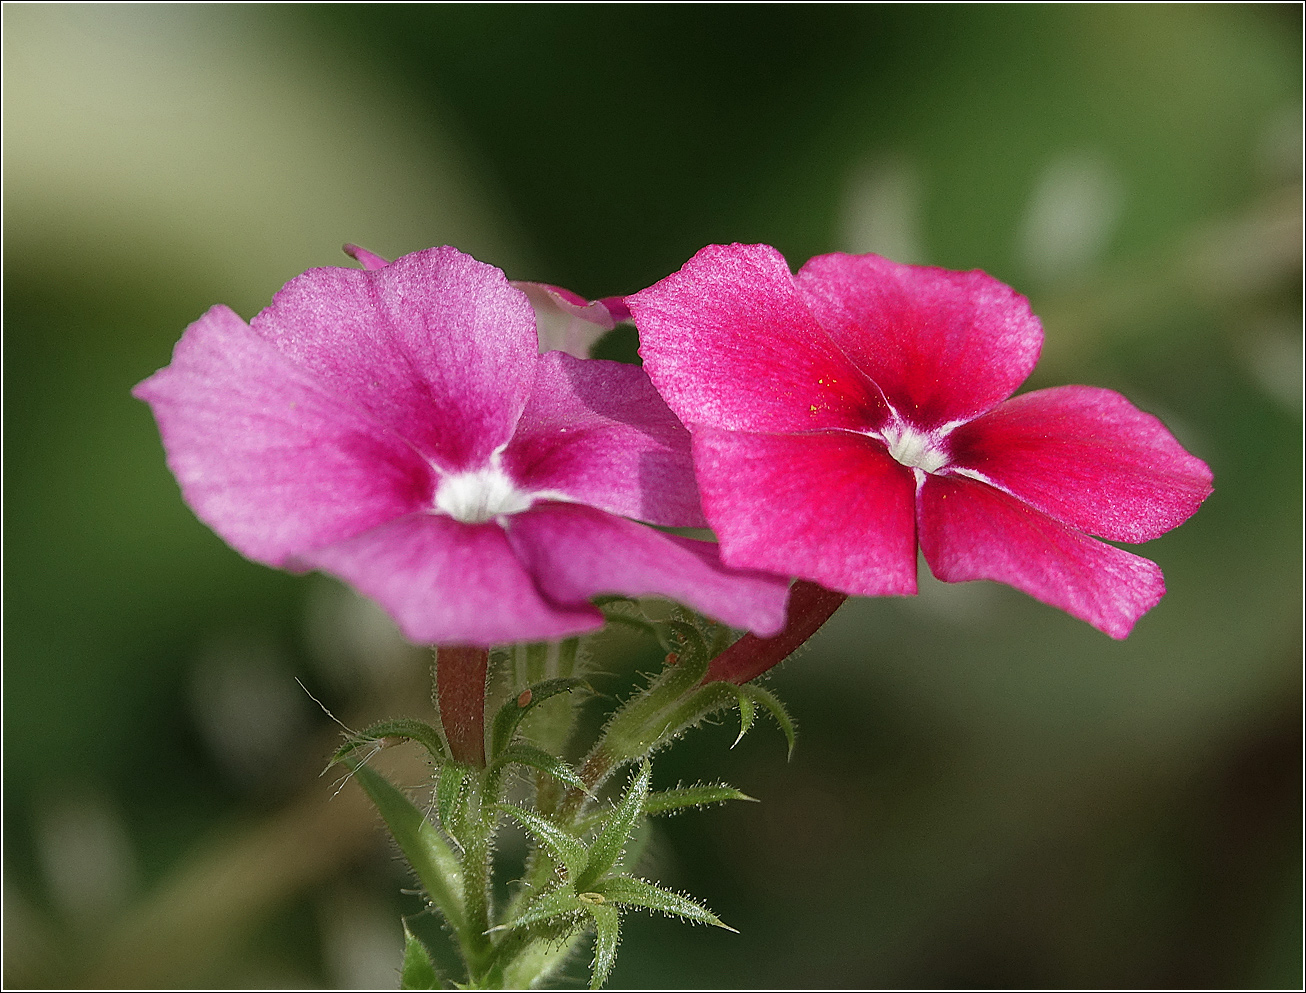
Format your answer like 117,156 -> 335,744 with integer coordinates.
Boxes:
135,246 -> 789,646
629,244 -> 1213,639
344,244 -> 629,358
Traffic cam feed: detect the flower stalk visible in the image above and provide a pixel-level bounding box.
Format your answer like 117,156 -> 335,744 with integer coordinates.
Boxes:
703,580 -> 848,685
436,646 -> 491,768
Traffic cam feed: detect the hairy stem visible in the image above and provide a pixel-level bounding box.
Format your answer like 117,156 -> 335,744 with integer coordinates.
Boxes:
702,580 -> 847,685
437,645 -> 490,768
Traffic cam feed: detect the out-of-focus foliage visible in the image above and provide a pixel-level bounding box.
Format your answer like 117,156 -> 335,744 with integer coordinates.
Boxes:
4,4 -> 1300,988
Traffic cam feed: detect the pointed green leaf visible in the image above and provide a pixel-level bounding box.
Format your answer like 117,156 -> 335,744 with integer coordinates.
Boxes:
492,744 -> 588,793
436,762 -> 471,847
489,677 -> 590,760
586,903 -> 621,990
400,921 -> 440,990
497,804 -> 589,881
332,718 -> 448,766
501,885 -> 584,931
576,760 -> 651,891
594,876 -> 735,931
732,689 -> 756,748
741,683 -> 797,758
643,783 -> 757,816
349,762 -> 465,932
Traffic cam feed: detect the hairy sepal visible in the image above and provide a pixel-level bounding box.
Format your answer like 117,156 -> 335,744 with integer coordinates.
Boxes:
593,875 -> 735,931
349,762 -> 465,932
575,760 -> 652,892
497,804 -> 590,881
332,717 -> 449,766
489,676 -> 591,760
491,744 -> 589,793
400,921 -> 441,990
586,903 -> 621,990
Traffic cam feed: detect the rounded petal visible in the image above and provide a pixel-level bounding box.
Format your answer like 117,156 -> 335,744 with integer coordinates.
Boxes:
250,246 -> 539,472
946,386 -> 1214,543
503,502 -> 791,636
501,352 -> 707,528
795,253 -> 1043,429
297,513 -> 603,646
630,243 -> 886,434
918,474 -> 1165,639
514,281 -> 618,358
132,305 -> 433,566
692,427 -> 918,596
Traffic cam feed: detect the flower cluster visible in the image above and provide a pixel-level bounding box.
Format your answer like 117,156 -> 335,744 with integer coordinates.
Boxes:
136,242 -> 1211,647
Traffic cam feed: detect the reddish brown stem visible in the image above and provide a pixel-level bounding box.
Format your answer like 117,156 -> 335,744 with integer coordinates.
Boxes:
436,645 -> 490,768
702,580 -> 848,685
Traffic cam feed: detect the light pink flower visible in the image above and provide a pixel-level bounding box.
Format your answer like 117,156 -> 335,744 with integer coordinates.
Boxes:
345,244 -> 628,358
134,246 -> 788,646
629,244 -> 1213,639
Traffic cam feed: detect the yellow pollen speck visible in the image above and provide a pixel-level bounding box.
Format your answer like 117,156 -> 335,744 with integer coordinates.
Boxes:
810,405 -> 818,413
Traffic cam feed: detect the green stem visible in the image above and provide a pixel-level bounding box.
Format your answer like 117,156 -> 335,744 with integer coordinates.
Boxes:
457,778 -> 498,986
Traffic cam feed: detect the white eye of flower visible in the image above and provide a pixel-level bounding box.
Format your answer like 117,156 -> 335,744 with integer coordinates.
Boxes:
434,465 -> 532,524
881,421 -> 949,474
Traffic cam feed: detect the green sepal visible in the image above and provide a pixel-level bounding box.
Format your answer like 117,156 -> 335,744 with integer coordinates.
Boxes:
731,688 -> 756,748
598,643 -> 712,762
655,618 -> 709,666
400,921 -> 440,990
436,762 -> 472,848
491,744 -> 589,793
586,903 -> 621,990
640,681 -> 736,747
594,875 -> 735,931
501,885 -> 584,931
332,718 -> 449,766
349,762 -> 465,932
488,677 -> 590,760
740,683 -> 797,759
598,609 -> 661,641
575,760 -> 651,892
643,783 -> 757,816
573,782 -> 754,833
497,804 -> 589,881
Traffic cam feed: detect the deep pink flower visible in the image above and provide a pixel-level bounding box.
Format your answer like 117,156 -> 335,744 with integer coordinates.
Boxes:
134,246 -> 789,646
629,244 -> 1213,639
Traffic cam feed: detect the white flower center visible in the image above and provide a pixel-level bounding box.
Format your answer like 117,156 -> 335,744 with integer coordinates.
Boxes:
881,421 -> 949,474
434,465 -> 532,524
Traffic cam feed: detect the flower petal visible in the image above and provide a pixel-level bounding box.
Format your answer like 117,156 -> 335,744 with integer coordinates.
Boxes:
502,352 -> 707,527
692,427 -> 918,596
918,475 -> 1165,639
795,253 -> 1043,429
503,502 -> 791,636
630,243 -> 886,433
946,386 -> 1214,543
298,513 -> 603,646
514,281 -> 621,358
250,246 -> 539,472
133,305 -> 433,566
342,243 -> 389,270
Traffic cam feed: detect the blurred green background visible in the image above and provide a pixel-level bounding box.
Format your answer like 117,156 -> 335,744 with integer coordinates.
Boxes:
4,4 -> 1301,988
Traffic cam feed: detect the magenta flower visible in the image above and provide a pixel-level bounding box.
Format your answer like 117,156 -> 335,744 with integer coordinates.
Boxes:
134,246 -> 789,646
629,244 -> 1213,639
